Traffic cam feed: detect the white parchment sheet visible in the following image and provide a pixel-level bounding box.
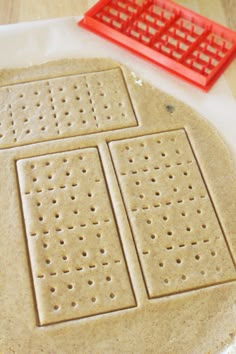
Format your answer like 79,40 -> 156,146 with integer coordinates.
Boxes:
0,16 -> 235,353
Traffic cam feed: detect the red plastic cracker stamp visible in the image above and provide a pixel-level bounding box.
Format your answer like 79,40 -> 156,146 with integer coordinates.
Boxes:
79,0 -> 236,91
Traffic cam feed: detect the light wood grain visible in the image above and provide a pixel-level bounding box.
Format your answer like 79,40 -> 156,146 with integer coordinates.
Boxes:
222,0 -> 236,31
0,0 -> 97,23
0,0 -> 18,24
0,0 -> 235,26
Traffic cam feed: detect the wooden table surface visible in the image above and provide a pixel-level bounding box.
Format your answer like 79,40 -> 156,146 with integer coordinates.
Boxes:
0,0 -> 235,28
0,0 -> 235,96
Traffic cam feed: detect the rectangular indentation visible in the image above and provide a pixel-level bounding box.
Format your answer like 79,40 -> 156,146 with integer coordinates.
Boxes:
17,148 -> 135,325
0,68 -> 137,149
109,130 -> 236,298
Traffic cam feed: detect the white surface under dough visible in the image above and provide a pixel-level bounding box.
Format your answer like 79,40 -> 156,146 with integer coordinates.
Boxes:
0,16 -> 235,162
0,15 -> 235,354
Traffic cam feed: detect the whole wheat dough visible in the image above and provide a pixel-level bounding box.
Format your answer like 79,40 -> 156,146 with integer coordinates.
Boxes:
0,58 -> 235,354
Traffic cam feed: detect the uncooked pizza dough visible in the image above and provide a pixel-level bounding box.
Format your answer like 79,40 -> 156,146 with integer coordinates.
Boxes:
0,58 -> 235,354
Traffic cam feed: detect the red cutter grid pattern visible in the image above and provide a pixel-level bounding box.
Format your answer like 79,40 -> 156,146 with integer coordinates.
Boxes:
79,0 -> 236,90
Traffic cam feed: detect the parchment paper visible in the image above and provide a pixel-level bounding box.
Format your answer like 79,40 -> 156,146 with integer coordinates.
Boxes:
0,15 -> 235,354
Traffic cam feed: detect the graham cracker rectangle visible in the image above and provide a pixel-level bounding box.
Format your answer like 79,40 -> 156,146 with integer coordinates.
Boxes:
109,130 -> 236,298
0,68 -> 137,149
17,147 -> 135,325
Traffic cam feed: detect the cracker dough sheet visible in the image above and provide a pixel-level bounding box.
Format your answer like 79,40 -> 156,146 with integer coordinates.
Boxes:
0,8 -> 236,353
0,58 -> 235,354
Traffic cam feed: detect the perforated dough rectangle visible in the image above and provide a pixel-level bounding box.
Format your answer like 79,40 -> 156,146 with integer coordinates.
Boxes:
109,130 -> 236,298
0,68 -> 137,149
17,148 -> 135,325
